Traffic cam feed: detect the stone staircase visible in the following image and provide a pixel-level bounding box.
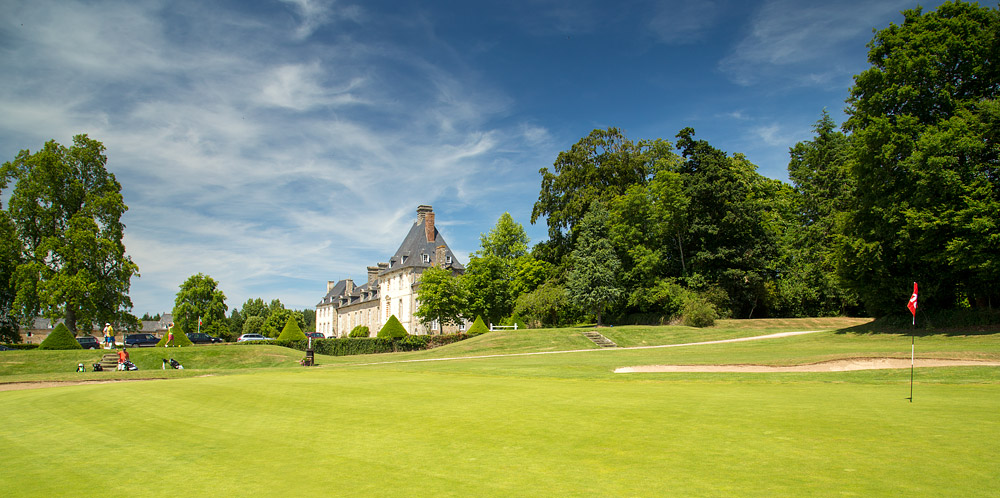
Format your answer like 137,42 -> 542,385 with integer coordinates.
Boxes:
97,353 -> 119,371
582,331 -> 618,348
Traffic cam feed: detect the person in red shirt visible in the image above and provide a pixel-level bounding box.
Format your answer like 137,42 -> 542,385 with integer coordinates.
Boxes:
117,348 -> 129,370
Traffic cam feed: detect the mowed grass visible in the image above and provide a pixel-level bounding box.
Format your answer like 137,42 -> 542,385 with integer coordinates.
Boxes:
2,319 -> 998,497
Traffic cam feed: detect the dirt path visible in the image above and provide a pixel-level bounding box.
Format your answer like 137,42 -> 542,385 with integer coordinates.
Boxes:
0,378 -> 162,392
615,358 -> 1000,373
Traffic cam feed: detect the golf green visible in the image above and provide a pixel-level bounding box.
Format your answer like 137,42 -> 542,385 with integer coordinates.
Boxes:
2,364 -> 997,497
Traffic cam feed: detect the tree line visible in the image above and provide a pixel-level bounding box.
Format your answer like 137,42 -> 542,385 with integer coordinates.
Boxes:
417,2 -> 999,328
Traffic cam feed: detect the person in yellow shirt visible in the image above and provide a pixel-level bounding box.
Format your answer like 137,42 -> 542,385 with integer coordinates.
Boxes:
103,322 -> 114,349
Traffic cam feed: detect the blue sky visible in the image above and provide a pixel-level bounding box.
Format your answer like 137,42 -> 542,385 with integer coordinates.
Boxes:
0,0 -> 943,315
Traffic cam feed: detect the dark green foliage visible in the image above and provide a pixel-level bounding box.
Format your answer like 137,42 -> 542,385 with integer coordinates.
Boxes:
349,325 -> 371,338
0,343 -> 38,350
277,316 -> 307,341
2,135 -> 139,332
532,128 -> 656,260
566,202 -> 623,326
776,112 -> 859,317
841,1 -> 1000,315
251,333 -> 470,357
675,128 -> 778,318
38,323 -> 83,350
377,315 -> 408,339
467,316 -> 489,336
172,273 -> 228,336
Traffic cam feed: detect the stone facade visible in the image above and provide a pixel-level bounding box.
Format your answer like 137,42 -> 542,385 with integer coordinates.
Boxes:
316,205 -> 467,337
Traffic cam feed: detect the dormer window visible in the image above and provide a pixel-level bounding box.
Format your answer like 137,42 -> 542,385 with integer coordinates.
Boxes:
446,255 -> 452,264
422,253 -> 430,264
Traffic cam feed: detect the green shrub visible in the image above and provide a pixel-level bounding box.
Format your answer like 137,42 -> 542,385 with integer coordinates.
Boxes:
501,314 -> 528,330
467,316 -> 489,336
681,297 -> 718,328
38,323 -> 83,350
277,316 -> 307,341
1,343 -> 39,350
349,325 -> 371,338
157,328 -> 194,347
377,315 -> 408,339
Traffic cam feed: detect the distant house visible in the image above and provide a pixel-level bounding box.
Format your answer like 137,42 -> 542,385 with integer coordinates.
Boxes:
316,205 -> 467,337
16,314 -> 173,344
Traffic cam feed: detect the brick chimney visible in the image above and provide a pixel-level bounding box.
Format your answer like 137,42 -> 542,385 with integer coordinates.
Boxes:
367,266 -> 379,286
425,211 -> 435,242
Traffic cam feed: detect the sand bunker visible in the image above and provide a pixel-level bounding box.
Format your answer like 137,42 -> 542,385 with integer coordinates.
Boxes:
615,358 -> 1000,373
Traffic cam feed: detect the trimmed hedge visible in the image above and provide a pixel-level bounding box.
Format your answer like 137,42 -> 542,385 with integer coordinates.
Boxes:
39,323 -> 83,350
467,316 -> 489,336
1,343 -> 40,350
377,315 -> 408,339
236,333 -> 471,357
277,316 -> 307,341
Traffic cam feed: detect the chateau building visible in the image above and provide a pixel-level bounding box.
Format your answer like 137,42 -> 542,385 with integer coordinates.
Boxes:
315,205 -> 466,337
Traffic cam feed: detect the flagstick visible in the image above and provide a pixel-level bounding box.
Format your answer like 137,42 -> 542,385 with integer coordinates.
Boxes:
910,313 -> 915,403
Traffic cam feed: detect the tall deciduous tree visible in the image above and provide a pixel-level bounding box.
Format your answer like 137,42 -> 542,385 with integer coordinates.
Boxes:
566,202 -> 622,326
0,208 -> 20,342
415,266 -> 467,333
675,128 -> 778,318
841,1 -> 999,314
172,273 -> 228,336
777,112 -> 858,316
1,135 -> 139,332
462,213 -> 538,325
532,128 -> 654,261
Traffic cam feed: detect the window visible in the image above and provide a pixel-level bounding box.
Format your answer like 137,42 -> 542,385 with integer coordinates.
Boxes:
422,253 -> 430,264
446,255 -> 452,264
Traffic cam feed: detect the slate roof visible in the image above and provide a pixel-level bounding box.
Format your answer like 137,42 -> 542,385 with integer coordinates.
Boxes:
384,221 -> 464,273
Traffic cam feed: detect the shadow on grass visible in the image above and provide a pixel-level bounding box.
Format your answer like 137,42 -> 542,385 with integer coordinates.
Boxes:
835,310 -> 1000,336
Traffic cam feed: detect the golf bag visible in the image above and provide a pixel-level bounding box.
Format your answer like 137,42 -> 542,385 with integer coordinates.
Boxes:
169,358 -> 183,369
76,363 -> 86,372
92,363 -> 103,371
122,360 -> 138,371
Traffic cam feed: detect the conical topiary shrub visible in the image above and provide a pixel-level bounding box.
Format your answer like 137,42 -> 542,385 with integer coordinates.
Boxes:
467,316 -> 489,336
157,327 -> 194,347
277,316 -> 307,341
39,323 -> 84,350
377,315 -> 408,339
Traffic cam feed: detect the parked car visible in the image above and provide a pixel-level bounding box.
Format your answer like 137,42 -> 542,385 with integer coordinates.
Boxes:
77,336 -> 100,349
237,333 -> 273,342
187,332 -> 223,344
305,332 -> 325,339
0,345 -> 11,351
125,333 -> 160,347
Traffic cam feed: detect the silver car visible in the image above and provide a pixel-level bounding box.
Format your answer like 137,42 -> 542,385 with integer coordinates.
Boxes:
236,333 -> 273,342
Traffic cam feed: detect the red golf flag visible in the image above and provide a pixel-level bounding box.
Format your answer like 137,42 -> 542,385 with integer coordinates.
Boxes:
907,282 -> 918,317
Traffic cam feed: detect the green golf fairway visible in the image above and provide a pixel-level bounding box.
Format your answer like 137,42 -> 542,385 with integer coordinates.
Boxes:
2,361 -> 998,496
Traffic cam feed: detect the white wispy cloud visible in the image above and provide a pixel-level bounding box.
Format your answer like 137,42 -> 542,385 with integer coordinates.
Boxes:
0,0 -> 552,312
719,0 -> 914,86
646,1 -> 722,44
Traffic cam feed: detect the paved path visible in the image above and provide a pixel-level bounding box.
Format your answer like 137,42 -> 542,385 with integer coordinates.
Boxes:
343,329 -> 826,367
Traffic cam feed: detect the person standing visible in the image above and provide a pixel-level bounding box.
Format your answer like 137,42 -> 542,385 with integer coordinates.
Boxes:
166,322 -> 175,347
117,348 -> 129,370
103,322 -> 114,349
